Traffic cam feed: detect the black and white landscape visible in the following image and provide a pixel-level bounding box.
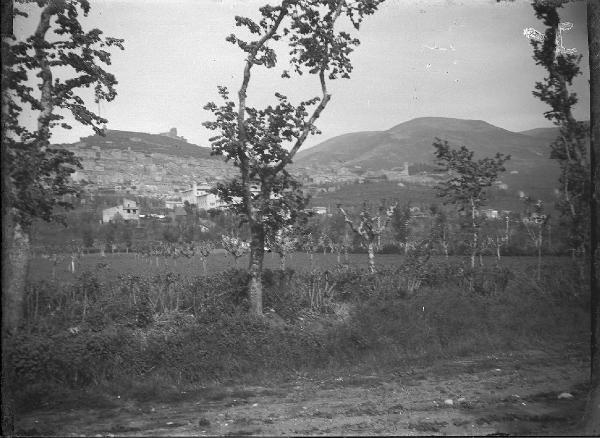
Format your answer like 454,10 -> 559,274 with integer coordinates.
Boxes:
3,0 -> 597,436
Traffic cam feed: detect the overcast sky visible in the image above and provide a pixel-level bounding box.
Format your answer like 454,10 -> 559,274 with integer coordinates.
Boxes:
14,0 -> 590,149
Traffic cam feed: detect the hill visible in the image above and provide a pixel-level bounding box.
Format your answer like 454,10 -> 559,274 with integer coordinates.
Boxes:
295,117 -> 562,193
518,127 -> 561,142
73,129 -> 214,160
307,180 -> 557,214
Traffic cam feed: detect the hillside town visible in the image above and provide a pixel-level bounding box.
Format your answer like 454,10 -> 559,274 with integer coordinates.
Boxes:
61,130 -> 233,198
61,130 -> 474,203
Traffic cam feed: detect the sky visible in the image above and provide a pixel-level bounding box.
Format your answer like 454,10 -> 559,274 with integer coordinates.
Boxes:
14,0 -> 590,150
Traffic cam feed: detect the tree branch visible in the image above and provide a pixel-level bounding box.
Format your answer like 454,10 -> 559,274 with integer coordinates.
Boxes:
236,4 -> 288,219
237,5 -> 288,148
338,205 -> 362,237
33,4 -> 55,144
271,0 -> 346,175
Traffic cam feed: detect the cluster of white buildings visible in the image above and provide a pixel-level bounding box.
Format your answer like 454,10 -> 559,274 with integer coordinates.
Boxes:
102,199 -> 140,223
101,181 -> 334,224
180,183 -> 227,210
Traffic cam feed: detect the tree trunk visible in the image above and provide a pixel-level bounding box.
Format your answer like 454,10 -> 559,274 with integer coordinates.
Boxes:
584,382 -> 600,435
280,253 -> 286,271
367,241 -> 376,274
248,222 -> 265,315
584,0 -> 600,433
537,234 -> 543,282
2,72 -> 15,432
4,223 -> 30,333
3,224 -> 31,432
471,200 -> 478,269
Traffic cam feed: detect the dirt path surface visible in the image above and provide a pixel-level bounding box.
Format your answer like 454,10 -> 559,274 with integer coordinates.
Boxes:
16,349 -> 588,436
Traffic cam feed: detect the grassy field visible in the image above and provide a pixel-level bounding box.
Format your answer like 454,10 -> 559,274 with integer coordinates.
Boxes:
27,250 -> 573,283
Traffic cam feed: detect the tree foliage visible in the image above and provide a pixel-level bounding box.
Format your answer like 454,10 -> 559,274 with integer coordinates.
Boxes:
433,139 -> 509,267
202,0 -> 384,314
529,1 -> 589,253
433,138 -> 510,212
221,234 -> 250,266
3,0 -> 124,227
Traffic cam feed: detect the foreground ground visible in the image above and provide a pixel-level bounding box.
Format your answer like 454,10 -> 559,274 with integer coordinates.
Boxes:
16,347 -> 588,436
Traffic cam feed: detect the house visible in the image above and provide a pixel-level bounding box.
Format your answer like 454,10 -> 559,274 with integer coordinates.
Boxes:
165,198 -> 184,209
197,193 -> 227,210
102,199 -> 139,223
181,182 -> 212,205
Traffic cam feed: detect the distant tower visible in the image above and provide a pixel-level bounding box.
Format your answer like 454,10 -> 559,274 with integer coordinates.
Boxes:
400,162 -> 410,177
169,128 -> 178,138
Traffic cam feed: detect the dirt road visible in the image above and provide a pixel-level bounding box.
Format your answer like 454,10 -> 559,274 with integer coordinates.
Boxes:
16,348 -> 588,436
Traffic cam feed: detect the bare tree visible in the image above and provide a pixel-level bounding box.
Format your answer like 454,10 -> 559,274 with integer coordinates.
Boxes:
338,202 -> 395,273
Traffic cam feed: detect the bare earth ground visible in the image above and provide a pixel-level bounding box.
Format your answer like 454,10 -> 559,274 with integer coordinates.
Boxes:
16,348 -> 589,436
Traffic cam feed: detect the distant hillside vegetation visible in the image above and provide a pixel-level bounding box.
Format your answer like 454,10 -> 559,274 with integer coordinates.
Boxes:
308,181 -> 558,214
71,130 -> 215,160
518,127 -> 561,142
295,117 -> 564,192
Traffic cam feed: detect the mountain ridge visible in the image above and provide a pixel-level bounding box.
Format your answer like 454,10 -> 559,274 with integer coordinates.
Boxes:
294,116 -> 565,193
66,129 -> 216,160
